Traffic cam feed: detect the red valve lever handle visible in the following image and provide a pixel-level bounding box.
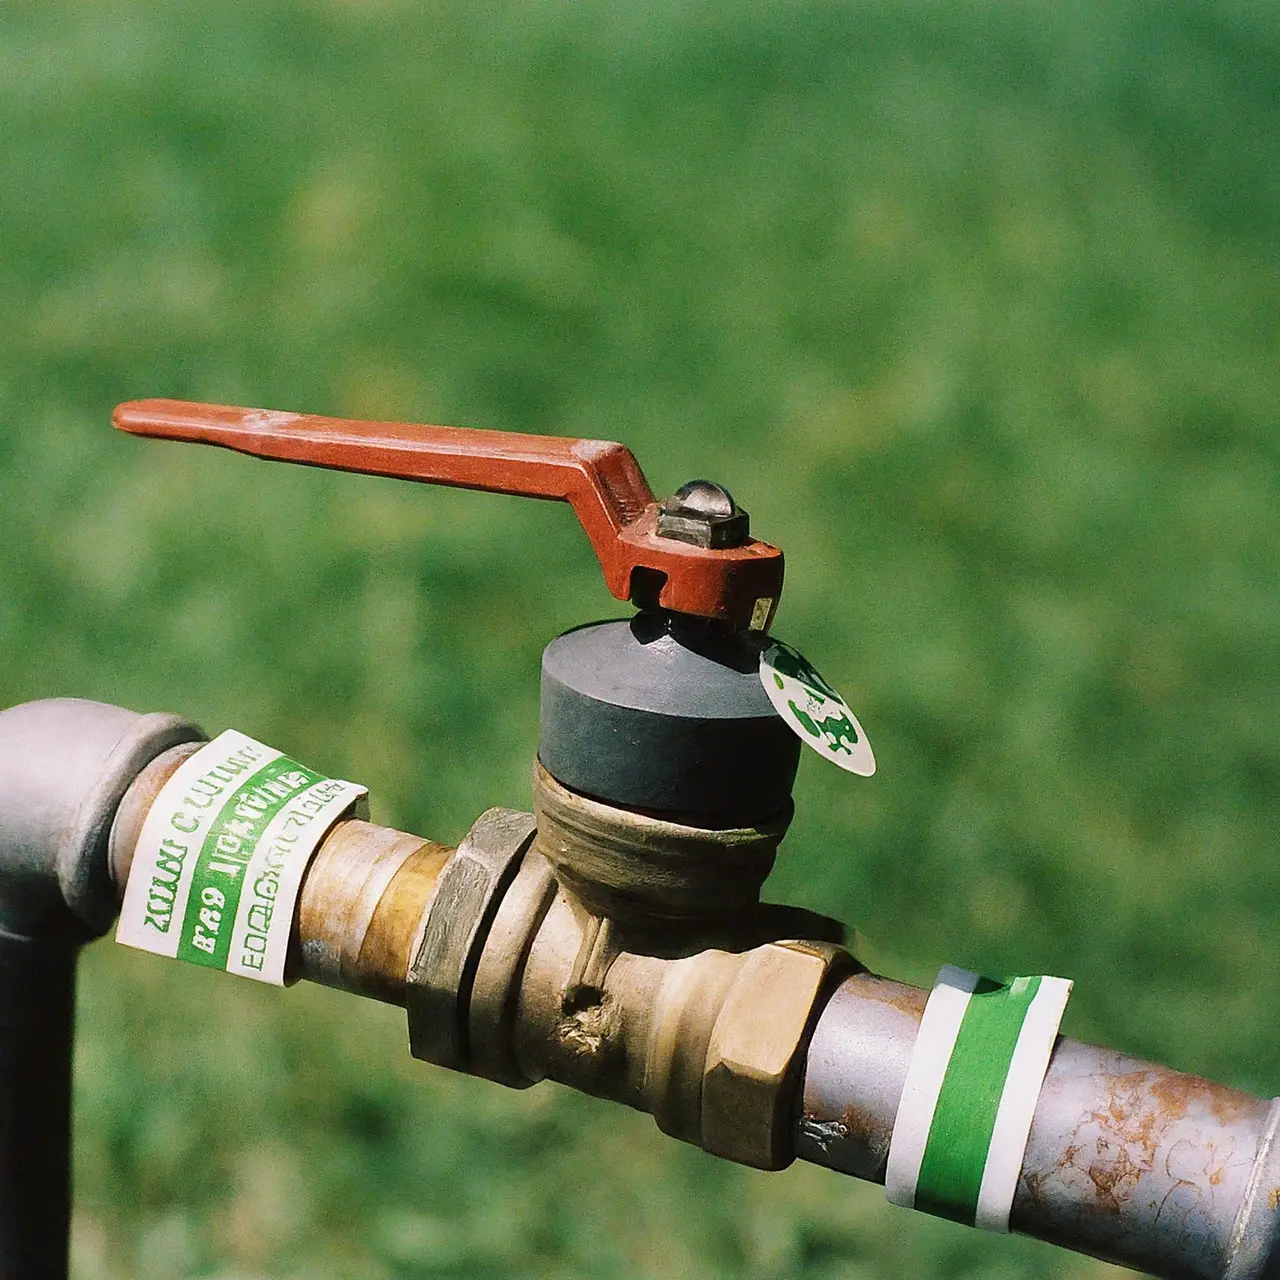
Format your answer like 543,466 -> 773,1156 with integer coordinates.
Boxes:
113,399 -> 783,631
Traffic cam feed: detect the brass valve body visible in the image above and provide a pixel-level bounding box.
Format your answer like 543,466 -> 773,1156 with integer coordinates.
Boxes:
465,846 -> 851,1168
404,764 -> 853,1170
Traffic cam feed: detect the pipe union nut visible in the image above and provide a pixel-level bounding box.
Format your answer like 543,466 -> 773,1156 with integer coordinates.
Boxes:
406,808 -> 535,1071
701,940 -> 851,1170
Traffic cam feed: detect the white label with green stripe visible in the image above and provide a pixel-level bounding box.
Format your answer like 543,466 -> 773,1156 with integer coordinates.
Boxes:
116,730 -> 367,985
885,965 -> 1073,1232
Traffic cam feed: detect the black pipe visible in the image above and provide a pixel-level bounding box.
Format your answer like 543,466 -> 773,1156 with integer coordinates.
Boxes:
0,935 -> 76,1275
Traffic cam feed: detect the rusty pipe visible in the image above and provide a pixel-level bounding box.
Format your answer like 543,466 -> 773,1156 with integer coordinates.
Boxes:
797,973 -> 1280,1279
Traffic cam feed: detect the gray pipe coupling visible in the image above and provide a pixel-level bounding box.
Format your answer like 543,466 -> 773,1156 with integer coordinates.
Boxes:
0,698 -> 204,940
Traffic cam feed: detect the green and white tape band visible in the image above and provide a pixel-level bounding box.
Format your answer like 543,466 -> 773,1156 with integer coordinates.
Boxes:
885,964 -> 1073,1232
116,730 -> 367,985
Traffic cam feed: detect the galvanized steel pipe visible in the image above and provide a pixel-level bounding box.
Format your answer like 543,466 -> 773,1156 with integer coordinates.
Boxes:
797,973 -> 1280,1279
6,696 -> 1280,1279
0,698 -> 201,1279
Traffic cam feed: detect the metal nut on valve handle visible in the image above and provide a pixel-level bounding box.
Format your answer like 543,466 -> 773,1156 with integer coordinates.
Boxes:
656,480 -> 751,550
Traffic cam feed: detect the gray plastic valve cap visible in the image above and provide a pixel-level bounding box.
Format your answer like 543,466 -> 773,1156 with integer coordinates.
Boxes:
538,612 -> 800,825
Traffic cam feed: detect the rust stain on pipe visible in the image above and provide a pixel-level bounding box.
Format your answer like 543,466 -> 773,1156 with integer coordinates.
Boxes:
797,973 -> 925,1181
1012,1043 -> 1271,1277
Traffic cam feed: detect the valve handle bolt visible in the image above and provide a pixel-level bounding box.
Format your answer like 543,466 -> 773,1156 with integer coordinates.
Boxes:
656,480 -> 750,549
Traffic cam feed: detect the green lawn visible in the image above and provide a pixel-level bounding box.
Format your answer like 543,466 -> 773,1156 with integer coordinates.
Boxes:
2,2 -> 1277,1276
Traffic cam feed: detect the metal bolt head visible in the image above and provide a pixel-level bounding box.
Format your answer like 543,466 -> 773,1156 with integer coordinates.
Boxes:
656,480 -> 751,549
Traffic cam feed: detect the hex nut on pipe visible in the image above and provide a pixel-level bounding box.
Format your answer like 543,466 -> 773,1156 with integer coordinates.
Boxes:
702,940 -> 852,1170
406,808 -> 535,1069
468,848 -> 559,1088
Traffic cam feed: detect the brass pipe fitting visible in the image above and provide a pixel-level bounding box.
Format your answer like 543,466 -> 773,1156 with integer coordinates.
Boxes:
530,759 -> 791,928
536,903 -> 849,1167
461,850 -> 851,1168
108,742 -> 453,1006
111,752 -> 854,1169
295,819 -> 451,1004
401,764 -> 854,1170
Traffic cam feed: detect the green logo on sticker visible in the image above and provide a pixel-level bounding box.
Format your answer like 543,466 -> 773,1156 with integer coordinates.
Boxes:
759,639 -> 876,777
768,643 -> 843,703
176,756 -> 322,968
787,700 -> 860,754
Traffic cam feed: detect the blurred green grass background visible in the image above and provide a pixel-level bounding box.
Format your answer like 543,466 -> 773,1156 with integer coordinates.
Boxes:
1,1 -> 1277,1276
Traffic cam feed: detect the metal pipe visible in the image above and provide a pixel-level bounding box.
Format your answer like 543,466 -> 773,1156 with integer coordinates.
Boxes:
0,698 -> 201,1278
97,710 -> 1280,1278
0,934 -> 76,1280
105,739 -> 455,1005
797,973 -> 1280,1279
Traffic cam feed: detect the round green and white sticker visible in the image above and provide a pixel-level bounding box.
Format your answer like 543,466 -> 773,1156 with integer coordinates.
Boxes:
760,640 -> 875,776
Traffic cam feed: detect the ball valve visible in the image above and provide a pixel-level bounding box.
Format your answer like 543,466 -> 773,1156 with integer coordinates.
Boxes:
26,398 -> 1259,1280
